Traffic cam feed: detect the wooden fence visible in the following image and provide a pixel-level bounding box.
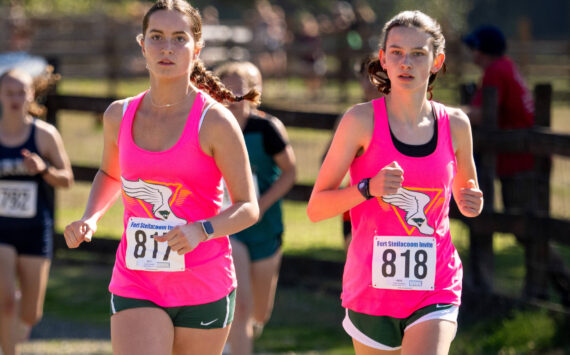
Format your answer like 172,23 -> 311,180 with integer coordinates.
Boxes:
45,84 -> 570,301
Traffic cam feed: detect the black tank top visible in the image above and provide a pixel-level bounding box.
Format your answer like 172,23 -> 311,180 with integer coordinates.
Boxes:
0,119 -> 54,229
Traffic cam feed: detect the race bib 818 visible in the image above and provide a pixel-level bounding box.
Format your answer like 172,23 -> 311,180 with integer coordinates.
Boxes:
372,236 -> 436,290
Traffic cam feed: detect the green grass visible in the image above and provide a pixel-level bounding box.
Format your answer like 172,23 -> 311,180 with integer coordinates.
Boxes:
45,264 -> 112,326
258,288 -> 352,354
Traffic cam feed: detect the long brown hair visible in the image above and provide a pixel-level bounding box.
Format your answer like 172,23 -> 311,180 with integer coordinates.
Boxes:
368,10 -> 446,98
141,0 -> 260,105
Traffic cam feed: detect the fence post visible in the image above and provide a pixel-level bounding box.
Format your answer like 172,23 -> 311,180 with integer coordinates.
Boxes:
44,57 -> 59,127
468,86 -> 497,293
105,18 -> 119,98
44,57 -> 59,244
524,84 -> 552,300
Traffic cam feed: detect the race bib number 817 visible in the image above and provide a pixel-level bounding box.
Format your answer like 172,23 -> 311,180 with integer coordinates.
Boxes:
125,217 -> 185,272
372,236 -> 436,290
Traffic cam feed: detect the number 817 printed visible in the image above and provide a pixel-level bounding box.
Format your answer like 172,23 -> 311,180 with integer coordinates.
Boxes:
125,217 -> 185,272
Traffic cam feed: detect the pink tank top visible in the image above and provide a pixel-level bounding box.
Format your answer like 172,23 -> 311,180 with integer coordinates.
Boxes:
344,97 -> 461,317
108,90 -> 236,307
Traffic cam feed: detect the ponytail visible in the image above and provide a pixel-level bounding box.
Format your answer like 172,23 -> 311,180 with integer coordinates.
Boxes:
191,60 -> 261,106
367,58 -> 390,95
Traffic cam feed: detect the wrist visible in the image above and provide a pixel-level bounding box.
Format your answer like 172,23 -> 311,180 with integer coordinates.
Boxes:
39,164 -> 50,177
357,178 -> 373,200
197,220 -> 214,241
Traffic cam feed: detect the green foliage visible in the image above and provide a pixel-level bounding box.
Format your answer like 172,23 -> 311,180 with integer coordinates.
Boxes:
390,0 -> 473,37
483,310 -> 556,353
18,0 -> 138,16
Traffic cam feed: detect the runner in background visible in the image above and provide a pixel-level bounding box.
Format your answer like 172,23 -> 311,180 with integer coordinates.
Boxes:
216,61 -> 296,355
0,68 -> 73,355
63,1 -> 259,354
308,10 -> 483,354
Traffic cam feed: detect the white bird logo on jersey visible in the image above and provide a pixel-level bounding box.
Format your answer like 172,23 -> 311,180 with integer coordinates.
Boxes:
121,177 -> 187,224
382,187 -> 434,235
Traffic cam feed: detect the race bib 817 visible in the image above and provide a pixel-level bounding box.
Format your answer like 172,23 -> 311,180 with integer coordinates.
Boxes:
125,217 -> 185,272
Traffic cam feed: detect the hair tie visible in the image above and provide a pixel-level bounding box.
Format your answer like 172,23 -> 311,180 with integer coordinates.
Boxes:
235,96 -> 244,102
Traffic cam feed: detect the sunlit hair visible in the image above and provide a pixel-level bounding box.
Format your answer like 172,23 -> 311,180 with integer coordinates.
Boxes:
368,10 -> 446,98
214,61 -> 262,107
140,0 -> 260,104
0,67 -> 60,118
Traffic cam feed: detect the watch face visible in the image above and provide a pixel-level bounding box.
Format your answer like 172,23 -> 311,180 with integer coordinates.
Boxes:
202,221 -> 214,235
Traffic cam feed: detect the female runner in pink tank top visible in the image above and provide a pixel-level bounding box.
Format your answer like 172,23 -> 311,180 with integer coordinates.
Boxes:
63,1 -> 259,354
308,11 -> 483,355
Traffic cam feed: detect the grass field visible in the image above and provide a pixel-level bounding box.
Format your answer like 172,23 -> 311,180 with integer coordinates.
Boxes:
37,77 -> 570,354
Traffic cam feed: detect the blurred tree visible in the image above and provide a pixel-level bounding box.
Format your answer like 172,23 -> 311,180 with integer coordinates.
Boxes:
4,0 -> 147,17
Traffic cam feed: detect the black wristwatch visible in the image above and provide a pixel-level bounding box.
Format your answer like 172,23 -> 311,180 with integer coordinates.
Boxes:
357,178 -> 373,200
198,220 -> 214,241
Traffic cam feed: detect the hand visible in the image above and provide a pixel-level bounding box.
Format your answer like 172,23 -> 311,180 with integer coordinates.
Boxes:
21,149 -> 47,175
458,179 -> 483,217
154,223 -> 204,255
369,161 -> 404,197
64,219 -> 96,248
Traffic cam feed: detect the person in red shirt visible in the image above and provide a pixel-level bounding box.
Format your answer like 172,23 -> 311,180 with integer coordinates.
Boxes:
464,25 -> 534,181
464,25 -> 570,305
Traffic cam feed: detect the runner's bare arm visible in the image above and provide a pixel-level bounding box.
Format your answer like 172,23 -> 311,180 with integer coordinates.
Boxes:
449,107 -> 483,217
63,101 -> 124,247
257,117 -> 296,217
199,102 -> 259,238
307,103 -> 373,222
33,120 -> 74,188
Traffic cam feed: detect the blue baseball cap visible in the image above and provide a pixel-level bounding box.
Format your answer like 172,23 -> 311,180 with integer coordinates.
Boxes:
462,25 -> 507,56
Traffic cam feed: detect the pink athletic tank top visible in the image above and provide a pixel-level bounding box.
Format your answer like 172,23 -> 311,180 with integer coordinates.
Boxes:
108,90 -> 236,307
344,97 -> 461,317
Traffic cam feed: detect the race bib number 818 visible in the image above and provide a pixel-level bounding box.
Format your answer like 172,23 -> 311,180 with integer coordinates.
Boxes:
372,236 -> 436,290
125,217 -> 185,272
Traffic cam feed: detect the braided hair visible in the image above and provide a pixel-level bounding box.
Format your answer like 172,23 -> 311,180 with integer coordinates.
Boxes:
213,61 -> 263,107
141,0 -> 260,105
